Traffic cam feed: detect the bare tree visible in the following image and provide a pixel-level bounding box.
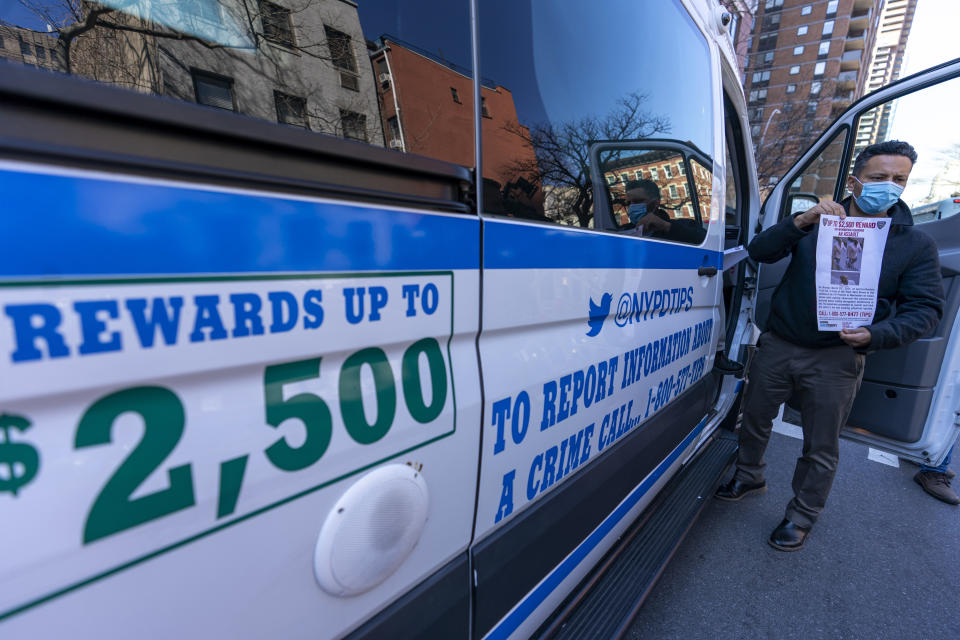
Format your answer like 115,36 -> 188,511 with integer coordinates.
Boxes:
753,81 -> 841,197
500,91 -> 670,228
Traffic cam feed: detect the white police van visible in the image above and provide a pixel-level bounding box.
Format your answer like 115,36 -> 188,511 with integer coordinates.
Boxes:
0,0 -> 958,638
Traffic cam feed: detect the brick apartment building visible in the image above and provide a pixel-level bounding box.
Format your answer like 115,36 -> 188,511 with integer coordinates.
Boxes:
370,37 -> 540,218
743,0 -> 883,190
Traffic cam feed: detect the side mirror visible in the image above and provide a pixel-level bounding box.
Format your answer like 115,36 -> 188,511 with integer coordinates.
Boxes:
788,193 -> 819,215
589,139 -> 712,237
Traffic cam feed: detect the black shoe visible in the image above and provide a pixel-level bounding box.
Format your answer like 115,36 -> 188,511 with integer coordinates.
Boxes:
914,471 -> 960,505
713,353 -> 745,377
768,519 -> 810,552
714,477 -> 766,501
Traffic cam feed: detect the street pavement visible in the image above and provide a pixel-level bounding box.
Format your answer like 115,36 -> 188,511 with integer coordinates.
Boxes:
627,413 -> 959,640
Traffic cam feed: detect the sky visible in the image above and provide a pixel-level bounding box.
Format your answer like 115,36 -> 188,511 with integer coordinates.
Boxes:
887,0 -> 960,205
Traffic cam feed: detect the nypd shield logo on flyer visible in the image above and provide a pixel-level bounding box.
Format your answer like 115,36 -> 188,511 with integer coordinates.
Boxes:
815,214 -> 891,331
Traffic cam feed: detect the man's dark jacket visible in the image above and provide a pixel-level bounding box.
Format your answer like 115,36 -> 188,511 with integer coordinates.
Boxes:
748,198 -> 944,350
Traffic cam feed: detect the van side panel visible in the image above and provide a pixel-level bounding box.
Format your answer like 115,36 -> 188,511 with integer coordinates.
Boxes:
0,163 -> 482,639
472,217 -> 722,637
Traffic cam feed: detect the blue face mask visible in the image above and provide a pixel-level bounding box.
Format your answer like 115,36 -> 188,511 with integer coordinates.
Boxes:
853,177 -> 903,215
627,203 -> 647,223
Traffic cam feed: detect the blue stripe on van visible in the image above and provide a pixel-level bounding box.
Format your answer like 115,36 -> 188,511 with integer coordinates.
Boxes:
484,219 -> 723,270
0,168 -> 480,277
485,415 -> 710,640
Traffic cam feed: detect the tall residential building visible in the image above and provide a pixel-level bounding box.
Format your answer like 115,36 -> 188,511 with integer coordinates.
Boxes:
370,36 -> 541,220
854,0 -> 917,152
742,0 -> 882,188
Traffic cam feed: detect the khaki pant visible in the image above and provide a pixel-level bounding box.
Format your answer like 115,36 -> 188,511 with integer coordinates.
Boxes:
735,332 -> 865,528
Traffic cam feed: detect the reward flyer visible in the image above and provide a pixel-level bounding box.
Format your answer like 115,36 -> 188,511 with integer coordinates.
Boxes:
815,214 -> 890,331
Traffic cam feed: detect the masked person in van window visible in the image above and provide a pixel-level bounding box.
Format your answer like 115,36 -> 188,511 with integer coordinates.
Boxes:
623,179 -> 706,245
715,141 -> 947,549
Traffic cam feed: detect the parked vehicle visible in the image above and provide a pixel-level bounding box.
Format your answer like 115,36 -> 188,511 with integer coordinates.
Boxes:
911,196 -> 960,223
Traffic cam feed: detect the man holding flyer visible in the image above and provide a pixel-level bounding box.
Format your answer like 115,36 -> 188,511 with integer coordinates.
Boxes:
715,141 -> 945,550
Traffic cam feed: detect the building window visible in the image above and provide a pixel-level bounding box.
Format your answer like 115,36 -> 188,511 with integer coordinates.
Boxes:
260,1 -> 295,47
678,162 -> 685,176
481,96 -> 490,118
810,81 -> 822,96
325,26 -> 359,91
793,46 -> 804,55
763,51 -> 774,64
35,44 -> 45,60
635,170 -> 644,180
325,26 -> 357,72
669,184 -> 678,199
819,42 -> 830,56
192,70 -> 235,111
763,13 -> 781,30
451,87 -> 461,103
786,84 -> 797,93
801,5 -> 812,16
751,124 -> 761,137
650,167 -> 658,181
19,38 -> 31,57
814,61 -> 826,76
758,33 -> 777,51
274,92 -> 308,128
797,26 -> 808,36
752,70 -> 771,84
340,110 -> 367,142
663,164 -> 672,178
823,20 -> 834,36
807,101 -> 818,116
764,0 -> 784,9
607,175 -> 616,185
387,116 -> 400,143
790,65 -> 800,75
826,0 -> 838,16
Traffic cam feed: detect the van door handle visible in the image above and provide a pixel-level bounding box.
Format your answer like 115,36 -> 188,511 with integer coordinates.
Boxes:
698,266 -> 718,277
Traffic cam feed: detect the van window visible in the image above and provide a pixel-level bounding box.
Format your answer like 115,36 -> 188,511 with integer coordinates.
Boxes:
478,0 -> 714,227
783,128 -> 847,218
852,75 -> 960,224
0,0 -> 474,167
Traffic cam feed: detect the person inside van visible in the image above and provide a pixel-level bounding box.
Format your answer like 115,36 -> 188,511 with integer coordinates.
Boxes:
715,140 -> 946,549
622,179 -> 706,245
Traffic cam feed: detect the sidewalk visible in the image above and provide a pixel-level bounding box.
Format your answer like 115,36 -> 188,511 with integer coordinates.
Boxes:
627,421 -> 960,639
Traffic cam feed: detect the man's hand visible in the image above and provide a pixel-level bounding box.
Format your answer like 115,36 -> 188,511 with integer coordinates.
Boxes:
638,212 -> 671,233
794,199 -> 846,230
840,327 -> 871,349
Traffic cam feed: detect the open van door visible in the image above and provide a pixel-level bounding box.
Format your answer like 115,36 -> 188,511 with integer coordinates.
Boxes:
756,58 -> 960,468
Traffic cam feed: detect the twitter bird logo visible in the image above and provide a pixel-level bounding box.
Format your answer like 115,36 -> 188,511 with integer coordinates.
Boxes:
586,292 -> 612,337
